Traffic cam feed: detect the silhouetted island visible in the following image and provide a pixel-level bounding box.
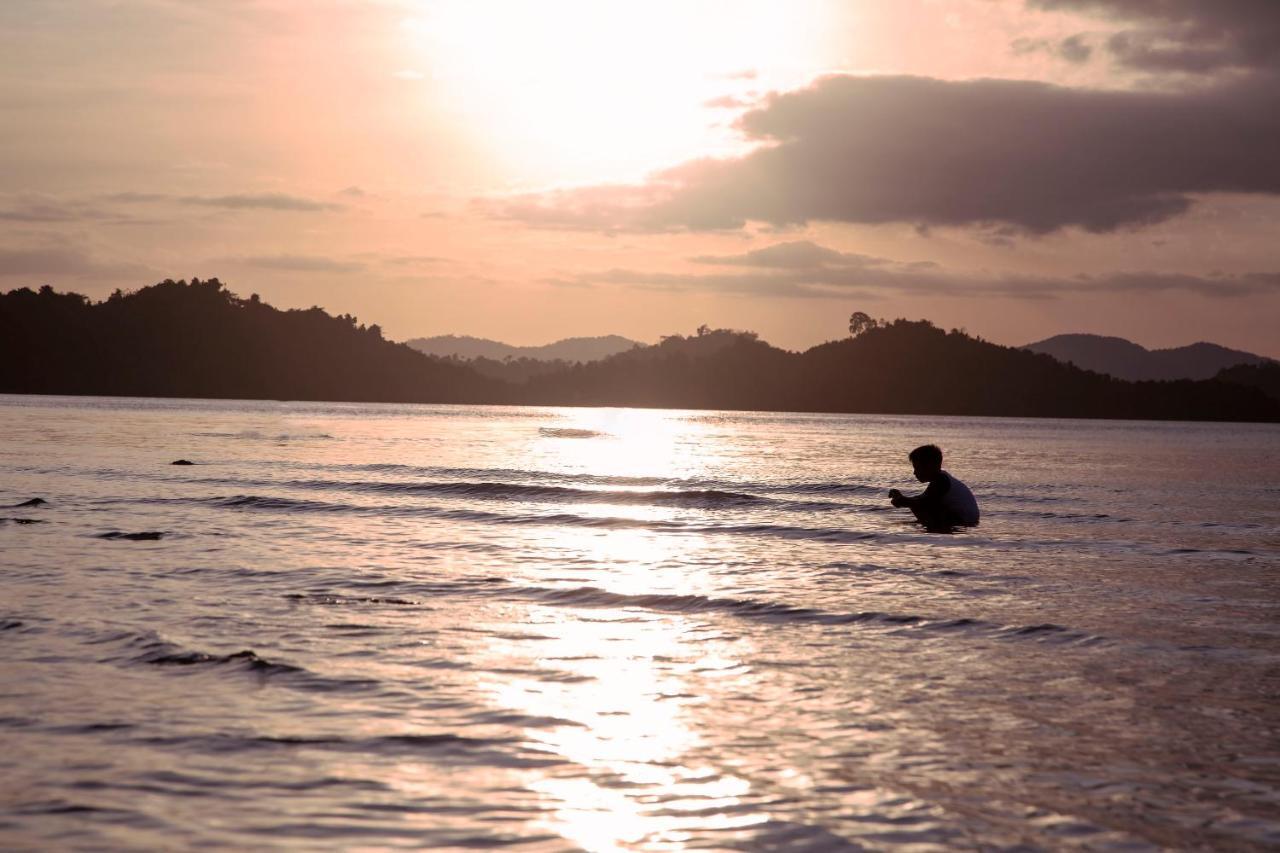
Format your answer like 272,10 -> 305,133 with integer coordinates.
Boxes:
1024,333 -> 1273,381
406,333 -> 641,363
2,280 -> 1277,422
0,280 -> 503,404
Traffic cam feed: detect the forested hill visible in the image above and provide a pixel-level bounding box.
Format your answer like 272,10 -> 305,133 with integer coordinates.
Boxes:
0,280 -> 503,403
2,282 -> 1277,422
516,323 -> 1280,422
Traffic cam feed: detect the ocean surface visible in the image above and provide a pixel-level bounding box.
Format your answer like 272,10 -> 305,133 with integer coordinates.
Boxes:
2,394 -> 1279,851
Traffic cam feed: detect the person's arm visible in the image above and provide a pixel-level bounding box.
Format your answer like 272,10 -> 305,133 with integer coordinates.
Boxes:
889,489 -> 924,508
889,475 -> 949,508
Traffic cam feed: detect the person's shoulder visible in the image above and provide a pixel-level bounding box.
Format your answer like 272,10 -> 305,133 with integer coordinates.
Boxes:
925,471 -> 952,494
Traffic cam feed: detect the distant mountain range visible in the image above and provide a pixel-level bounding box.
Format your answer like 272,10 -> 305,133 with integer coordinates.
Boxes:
3,281 -> 1278,422
405,334 -> 641,363
1023,334 -> 1273,381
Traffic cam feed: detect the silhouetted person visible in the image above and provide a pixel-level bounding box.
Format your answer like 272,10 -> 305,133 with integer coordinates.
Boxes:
889,444 -> 979,530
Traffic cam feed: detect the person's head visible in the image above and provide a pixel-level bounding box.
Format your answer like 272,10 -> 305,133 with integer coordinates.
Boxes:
908,444 -> 943,482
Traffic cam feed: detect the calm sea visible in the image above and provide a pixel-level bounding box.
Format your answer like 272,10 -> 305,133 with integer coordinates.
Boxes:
2,395 -> 1278,851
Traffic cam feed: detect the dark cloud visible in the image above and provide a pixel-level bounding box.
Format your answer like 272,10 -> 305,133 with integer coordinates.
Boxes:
103,191 -> 344,212
0,194 -> 119,223
1031,0 -> 1280,73
554,240 -> 1280,300
1058,33 -> 1095,63
179,193 -> 343,212
101,192 -> 169,204
496,73 -> 1280,234
0,244 -> 150,279
382,255 -> 449,267
0,202 -> 91,223
1011,33 -> 1095,63
222,254 -> 364,273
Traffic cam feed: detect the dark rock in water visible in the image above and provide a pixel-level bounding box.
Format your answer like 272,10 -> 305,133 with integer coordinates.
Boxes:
170,459 -> 195,466
12,498 -> 46,507
97,531 -> 165,541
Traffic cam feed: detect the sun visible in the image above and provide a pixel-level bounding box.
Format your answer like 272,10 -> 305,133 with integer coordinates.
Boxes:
403,0 -> 834,186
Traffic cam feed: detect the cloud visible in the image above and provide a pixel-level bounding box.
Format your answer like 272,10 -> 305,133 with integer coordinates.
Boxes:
1030,0 -> 1280,73
494,72 -> 1280,235
554,240 -> 1280,300
179,193 -> 343,212
381,255 -> 449,267
690,240 -> 901,271
0,202 -> 94,223
1011,33 -> 1094,64
221,254 -> 365,273
0,194 -> 123,223
703,94 -> 756,109
0,244 -> 151,279
102,191 -> 344,212
101,192 -> 170,203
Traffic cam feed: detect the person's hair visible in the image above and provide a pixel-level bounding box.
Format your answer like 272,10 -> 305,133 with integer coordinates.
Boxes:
909,444 -> 943,468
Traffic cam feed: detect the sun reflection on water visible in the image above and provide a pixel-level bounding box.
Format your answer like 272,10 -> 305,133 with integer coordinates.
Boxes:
478,607 -> 767,851
536,409 -> 716,482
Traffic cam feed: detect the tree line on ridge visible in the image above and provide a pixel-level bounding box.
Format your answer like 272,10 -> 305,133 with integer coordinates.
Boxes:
1,279 -> 1276,422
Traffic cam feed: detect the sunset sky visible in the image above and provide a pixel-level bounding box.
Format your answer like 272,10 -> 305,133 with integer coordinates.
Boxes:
2,0 -> 1277,355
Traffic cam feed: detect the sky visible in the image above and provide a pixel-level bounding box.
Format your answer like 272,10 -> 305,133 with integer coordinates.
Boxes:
1,0 -> 1278,355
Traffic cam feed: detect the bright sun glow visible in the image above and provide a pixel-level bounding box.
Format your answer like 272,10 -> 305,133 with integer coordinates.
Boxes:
404,0 -> 834,184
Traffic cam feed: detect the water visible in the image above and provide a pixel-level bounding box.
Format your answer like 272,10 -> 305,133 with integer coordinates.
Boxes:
2,395 -> 1278,851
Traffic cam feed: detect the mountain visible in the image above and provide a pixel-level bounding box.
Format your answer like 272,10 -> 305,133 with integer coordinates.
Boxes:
0,280 -> 503,403
3,283 -> 1276,422
1217,362 -> 1280,403
405,334 -> 641,363
516,323 -> 1279,422
1023,333 -> 1272,381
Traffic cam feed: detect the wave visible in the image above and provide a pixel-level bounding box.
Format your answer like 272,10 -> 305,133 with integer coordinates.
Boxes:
214,494 -> 344,512
191,430 -> 334,441
997,509 -> 1125,522
510,585 -> 1108,646
204,494 -> 891,542
538,427 -> 607,439
133,731 -> 567,768
286,479 -> 772,509
284,593 -> 422,607
97,631 -> 382,693
185,472 -> 877,512
283,462 -> 884,498
340,463 -> 674,487
96,531 -> 166,541
136,646 -> 304,675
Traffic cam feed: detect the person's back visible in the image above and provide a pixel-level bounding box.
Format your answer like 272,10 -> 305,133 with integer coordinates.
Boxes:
888,445 -> 980,529
933,469 -> 980,526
